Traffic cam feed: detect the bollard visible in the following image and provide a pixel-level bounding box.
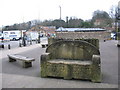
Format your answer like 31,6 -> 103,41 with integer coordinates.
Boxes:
117,44 -> 120,47
23,40 -> 26,46
19,43 -> 22,47
42,45 -> 46,48
8,44 -> 11,49
2,44 -> 4,49
30,40 -> 32,45
36,39 -> 38,44
38,41 -> 40,43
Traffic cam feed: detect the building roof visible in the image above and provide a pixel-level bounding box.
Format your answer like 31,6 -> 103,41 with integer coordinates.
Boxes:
56,27 -> 106,32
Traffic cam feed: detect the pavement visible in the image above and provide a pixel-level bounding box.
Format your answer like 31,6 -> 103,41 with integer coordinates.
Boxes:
0,40 -> 119,88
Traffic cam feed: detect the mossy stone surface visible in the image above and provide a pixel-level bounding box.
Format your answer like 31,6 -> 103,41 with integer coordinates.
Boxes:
40,40 -> 101,82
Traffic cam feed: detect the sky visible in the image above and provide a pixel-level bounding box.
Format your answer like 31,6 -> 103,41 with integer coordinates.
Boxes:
0,0 -> 119,26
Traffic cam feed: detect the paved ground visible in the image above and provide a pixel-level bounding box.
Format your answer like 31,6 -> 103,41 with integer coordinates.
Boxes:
0,40 -> 119,88
100,40 -> 118,84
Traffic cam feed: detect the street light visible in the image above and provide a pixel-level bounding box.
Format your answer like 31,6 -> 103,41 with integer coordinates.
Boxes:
19,30 -> 22,47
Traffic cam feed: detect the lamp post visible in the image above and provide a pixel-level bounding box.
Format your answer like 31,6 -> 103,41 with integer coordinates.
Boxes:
36,25 -> 40,43
19,30 -> 22,47
38,31 -> 40,43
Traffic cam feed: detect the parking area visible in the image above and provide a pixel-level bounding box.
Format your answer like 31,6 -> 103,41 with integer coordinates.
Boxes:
0,37 -> 48,50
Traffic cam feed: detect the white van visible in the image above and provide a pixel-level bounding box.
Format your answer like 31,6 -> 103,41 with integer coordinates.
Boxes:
3,30 -> 26,40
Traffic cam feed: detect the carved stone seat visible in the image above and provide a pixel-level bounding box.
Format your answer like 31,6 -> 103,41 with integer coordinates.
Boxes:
40,40 -> 101,82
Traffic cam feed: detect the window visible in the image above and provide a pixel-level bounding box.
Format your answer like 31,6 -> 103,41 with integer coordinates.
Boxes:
4,32 -> 8,34
10,32 -> 15,34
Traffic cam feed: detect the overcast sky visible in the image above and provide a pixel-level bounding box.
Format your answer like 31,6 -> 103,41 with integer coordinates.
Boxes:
0,0 -> 119,26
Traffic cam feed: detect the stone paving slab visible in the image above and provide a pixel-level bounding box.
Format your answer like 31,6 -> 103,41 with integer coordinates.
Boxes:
0,74 -> 2,90
2,73 -> 118,88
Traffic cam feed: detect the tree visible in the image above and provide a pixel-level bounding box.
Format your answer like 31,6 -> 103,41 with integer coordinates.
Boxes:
40,20 -> 52,26
109,5 -> 118,20
92,10 -> 112,28
52,19 -> 66,29
81,20 -> 93,28
109,5 -> 119,32
92,10 -> 111,20
68,17 -> 84,28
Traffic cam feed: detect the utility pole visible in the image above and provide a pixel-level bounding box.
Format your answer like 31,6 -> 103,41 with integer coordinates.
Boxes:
59,6 -> 61,20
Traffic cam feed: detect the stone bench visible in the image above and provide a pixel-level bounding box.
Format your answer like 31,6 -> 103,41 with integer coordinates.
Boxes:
40,40 -> 101,82
8,54 -> 35,68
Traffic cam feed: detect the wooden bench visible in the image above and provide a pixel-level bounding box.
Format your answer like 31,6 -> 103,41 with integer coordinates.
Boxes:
8,54 -> 35,68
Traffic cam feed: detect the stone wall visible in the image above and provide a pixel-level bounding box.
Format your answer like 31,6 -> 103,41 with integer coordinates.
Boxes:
55,31 -> 111,40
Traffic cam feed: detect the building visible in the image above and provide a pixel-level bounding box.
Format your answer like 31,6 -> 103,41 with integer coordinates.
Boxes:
55,27 -> 111,40
28,25 -> 56,37
94,19 -> 105,26
42,26 -> 56,37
